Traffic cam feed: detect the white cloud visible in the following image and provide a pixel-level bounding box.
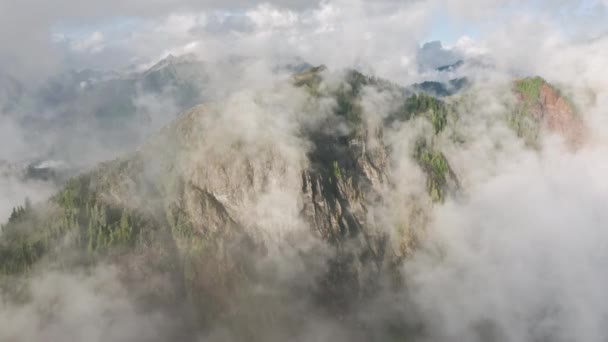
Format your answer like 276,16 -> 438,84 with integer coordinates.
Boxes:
70,31 -> 105,53
156,13 -> 201,35
450,35 -> 488,57
405,143 -> 608,341
247,4 -> 298,30
1,2 -> 608,339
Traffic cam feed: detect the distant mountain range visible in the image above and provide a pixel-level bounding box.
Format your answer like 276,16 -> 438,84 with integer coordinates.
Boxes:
0,54 -> 213,169
0,54 -> 470,171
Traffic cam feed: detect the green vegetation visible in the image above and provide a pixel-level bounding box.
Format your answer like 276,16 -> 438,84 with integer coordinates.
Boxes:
296,69 -> 455,202
295,67 -> 404,135
414,140 -> 451,203
332,160 -> 342,179
511,76 -> 581,147
6,198 -> 32,225
293,67 -> 368,130
335,89 -> 363,128
515,76 -> 545,102
510,77 -> 547,146
334,70 -> 405,129
0,199 -> 46,274
391,94 -> 449,134
0,175 -> 143,275
292,65 -> 326,95
332,70 -> 372,129
508,107 -> 541,147
166,204 -> 194,239
57,176 -> 140,253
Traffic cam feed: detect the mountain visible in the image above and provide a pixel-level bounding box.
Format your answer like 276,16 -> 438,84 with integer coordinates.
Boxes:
417,41 -> 463,71
3,54 -> 212,170
510,76 -> 586,147
0,67 -> 581,341
3,53 -> 477,172
37,53 -> 207,110
0,159 -> 72,184
138,53 -> 210,109
411,77 -> 470,97
5,54 -> 320,171
436,60 -> 464,72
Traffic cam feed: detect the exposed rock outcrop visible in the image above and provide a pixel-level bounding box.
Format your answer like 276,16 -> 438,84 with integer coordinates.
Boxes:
0,68 -> 583,340
513,77 -> 586,147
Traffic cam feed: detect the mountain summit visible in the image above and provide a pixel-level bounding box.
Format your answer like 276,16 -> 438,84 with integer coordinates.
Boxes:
0,67 -> 583,341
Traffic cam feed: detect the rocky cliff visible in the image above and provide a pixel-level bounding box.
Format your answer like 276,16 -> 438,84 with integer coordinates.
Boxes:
512,77 -> 586,147
0,67 -> 582,341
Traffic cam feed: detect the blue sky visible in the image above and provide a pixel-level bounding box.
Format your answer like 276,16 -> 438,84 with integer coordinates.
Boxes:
426,9 -> 479,44
47,0 -> 608,74
57,11 -> 479,46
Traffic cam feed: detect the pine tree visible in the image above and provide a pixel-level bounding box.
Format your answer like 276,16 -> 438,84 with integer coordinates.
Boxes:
87,218 -> 95,253
96,226 -> 105,251
9,208 -> 17,223
100,206 -> 107,227
119,210 -> 131,244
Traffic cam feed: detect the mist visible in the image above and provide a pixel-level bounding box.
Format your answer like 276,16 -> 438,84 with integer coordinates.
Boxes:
1,0 -> 608,341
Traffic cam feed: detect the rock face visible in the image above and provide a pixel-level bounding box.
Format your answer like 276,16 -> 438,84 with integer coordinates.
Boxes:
144,101 -> 399,316
513,77 -> 586,147
0,68 -> 583,340
536,83 -> 586,146
0,106 -> 400,334
0,67 -> 431,338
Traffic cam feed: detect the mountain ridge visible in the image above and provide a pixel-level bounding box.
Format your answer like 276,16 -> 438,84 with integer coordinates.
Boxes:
0,66 -> 583,341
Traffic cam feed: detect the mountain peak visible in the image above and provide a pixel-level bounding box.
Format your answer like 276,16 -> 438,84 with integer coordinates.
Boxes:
144,53 -> 201,75
513,77 -> 586,147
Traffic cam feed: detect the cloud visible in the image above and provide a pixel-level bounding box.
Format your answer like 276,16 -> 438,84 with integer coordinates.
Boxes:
0,266 -> 189,342
417,40 -> 463,70
70,31 -> 106,53
0,174 -> 56,222
0,0 -> 319,83
129,1 -> 433,83
1,0 -> 606,84
403,143 -> 608,341
1,0 -> 608,341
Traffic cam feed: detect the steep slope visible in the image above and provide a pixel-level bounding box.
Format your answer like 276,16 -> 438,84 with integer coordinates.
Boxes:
4,55 -> 212,171
511,76 -> 586,147
0,67 -> 582,340
411,78 -> 469,97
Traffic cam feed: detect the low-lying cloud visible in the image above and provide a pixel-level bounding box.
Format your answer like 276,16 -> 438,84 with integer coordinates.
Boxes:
1,0 -> 608,341
404,143 -> 608,341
